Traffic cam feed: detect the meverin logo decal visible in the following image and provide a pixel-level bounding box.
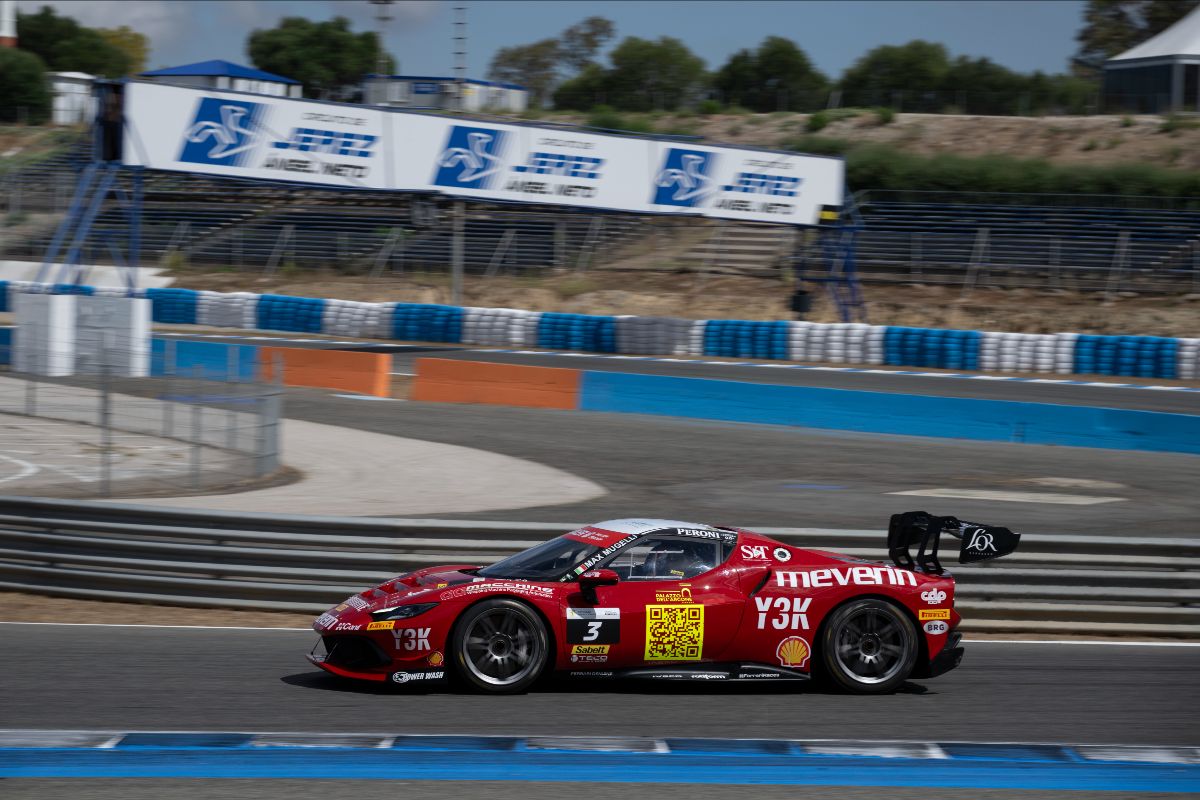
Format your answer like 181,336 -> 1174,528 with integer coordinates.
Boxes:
652,148 -> 717,207
433,126 -> 507,190
179,97 -> 265,167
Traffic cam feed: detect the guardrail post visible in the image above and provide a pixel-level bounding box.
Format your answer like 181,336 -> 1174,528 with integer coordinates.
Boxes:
190,401 -> 202,491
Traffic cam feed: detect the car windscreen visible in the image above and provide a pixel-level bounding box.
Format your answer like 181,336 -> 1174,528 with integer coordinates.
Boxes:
476,536 -> 601,580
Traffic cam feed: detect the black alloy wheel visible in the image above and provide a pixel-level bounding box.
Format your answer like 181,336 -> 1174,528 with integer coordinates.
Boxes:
452,598 -> 549,693
819,598 -> 918,694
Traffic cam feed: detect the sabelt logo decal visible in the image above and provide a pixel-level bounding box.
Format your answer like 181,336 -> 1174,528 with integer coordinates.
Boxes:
570,644 -> 610,655
920,609 -> 951,621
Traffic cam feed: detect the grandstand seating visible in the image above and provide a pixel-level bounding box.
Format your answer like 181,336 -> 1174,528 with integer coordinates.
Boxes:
854,192 -> 1200,291
3,140 -> 1197,291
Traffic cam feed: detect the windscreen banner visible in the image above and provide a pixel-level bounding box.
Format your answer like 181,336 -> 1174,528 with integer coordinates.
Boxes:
121,81 -> 844,226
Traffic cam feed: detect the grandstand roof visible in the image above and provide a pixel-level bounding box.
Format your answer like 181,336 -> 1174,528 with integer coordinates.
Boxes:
141,59 -> 300,84
1108,6 -> 1200,62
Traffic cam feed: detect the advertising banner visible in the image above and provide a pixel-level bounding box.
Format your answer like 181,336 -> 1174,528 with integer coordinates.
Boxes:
122,82 -> 844,225
123,82 -> 392,191
395,115 -> 655,214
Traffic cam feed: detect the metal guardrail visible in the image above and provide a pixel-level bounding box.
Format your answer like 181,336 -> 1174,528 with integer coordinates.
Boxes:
0,497 -> 1195,636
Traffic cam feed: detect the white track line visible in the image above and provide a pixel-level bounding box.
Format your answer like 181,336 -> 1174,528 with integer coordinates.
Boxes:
891,488 -> 1126,505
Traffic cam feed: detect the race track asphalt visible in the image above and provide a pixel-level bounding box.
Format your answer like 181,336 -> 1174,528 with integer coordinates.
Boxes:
283,387 -> 1199,536
3,625 -> 1197,746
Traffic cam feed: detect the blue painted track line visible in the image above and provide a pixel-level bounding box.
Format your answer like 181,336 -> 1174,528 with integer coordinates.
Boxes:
1,748 -> 1197,790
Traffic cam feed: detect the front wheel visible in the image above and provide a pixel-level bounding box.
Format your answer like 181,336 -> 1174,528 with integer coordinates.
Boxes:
451,598 -> 549,694
819,598 -> 918,694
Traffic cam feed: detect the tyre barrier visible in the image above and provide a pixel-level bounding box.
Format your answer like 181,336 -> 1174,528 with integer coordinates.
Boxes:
0,281 -> 1194,380
0,497 -> 1195,637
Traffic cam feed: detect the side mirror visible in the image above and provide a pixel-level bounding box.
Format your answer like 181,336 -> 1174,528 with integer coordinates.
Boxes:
578,568 -> 618,603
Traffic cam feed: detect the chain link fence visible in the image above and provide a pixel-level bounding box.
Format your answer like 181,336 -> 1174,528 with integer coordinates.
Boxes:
0,343 -> 282,498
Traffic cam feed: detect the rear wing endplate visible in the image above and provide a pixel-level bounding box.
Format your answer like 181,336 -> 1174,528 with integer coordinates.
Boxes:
888,510 -> 1021,573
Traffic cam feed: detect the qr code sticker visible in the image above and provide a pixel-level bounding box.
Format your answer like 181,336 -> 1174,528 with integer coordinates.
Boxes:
644,604 -> 704,661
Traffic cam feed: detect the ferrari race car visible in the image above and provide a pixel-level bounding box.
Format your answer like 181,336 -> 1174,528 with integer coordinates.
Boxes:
308,511 -> 1019,694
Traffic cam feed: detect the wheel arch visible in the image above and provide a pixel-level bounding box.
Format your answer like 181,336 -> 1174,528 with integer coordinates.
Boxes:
811,592 -> 927,679
446,594 -> 559,680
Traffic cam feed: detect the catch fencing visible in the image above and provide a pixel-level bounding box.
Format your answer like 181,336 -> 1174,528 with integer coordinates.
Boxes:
0,497 -> 1194,637
0,342 -> 282,497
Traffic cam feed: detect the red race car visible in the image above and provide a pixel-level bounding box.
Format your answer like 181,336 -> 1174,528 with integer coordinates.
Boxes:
308,511 -> 1019,694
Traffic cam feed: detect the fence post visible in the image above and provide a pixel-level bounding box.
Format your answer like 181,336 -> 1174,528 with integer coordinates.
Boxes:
452,200 -> 464,306
99,358 -> 112,498
190,401 -> 202,491
162,338 -> 175,437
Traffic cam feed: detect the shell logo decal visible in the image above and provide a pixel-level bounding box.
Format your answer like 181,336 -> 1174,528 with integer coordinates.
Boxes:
776,636 -> 811,668
427,651 -> 444,667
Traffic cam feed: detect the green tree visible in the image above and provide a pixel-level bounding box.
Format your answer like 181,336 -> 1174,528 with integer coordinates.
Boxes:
487,38 -> 561,106
1074,0 -> 1199,75
559,16 -> 615,73
17,5 -> 131,77
838,40 -> 950,111
712,49 -> 757,108
940,56 -> 1027,114
247,16 -> 391,99
0,48 -> 51,124
552,63 -> 610,110
715,37 -> 827,112
603,36 -> 707,111
97,25 -> 149,75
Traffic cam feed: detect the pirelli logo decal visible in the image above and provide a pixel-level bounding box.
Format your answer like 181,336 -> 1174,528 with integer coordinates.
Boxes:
919,609 -> 951,621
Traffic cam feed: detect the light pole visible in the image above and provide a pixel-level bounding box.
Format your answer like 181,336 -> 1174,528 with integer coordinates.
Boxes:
369,0 -> 395,106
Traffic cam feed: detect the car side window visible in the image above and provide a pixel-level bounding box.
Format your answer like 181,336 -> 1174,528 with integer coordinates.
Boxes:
601,535 -> 722,581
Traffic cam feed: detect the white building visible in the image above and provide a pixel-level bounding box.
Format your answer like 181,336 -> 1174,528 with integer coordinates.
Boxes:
363,75 -> 527,113
140,59 -> 302,98
49,71 -> 97,125
1105,6 -> 1200,113
1,0 -> 15,48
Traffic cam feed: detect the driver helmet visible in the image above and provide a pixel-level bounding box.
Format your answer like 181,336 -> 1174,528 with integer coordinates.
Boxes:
647,540 -> 711,578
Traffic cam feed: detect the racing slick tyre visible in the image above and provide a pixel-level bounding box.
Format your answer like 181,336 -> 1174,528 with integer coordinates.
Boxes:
819,598 -> 919,694
451,598 -> 549,694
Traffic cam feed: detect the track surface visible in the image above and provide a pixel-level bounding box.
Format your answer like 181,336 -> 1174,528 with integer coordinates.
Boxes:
285,388 -> 1198,536
3,625 -> 1197,746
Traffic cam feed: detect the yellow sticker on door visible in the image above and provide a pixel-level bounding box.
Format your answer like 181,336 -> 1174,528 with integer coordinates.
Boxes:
645,604 -> 704,661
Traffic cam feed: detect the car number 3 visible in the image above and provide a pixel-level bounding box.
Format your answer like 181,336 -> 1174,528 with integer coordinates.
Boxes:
583,621 -> 602,641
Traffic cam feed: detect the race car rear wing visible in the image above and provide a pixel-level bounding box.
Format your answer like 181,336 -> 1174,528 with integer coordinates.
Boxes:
888,510 -> 1021,574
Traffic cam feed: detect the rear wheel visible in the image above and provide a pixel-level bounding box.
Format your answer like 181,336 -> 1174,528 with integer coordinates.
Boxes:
452,598 -> 548,694
819,598 -> 918,694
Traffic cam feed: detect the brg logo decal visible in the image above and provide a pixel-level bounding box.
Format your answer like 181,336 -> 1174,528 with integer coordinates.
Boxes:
652,148 -> 717,207
178,97 -> 265,167
433,125 -> 507,190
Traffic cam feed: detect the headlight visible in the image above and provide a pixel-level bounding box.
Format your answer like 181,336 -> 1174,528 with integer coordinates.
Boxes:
370,602 -> 437,622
